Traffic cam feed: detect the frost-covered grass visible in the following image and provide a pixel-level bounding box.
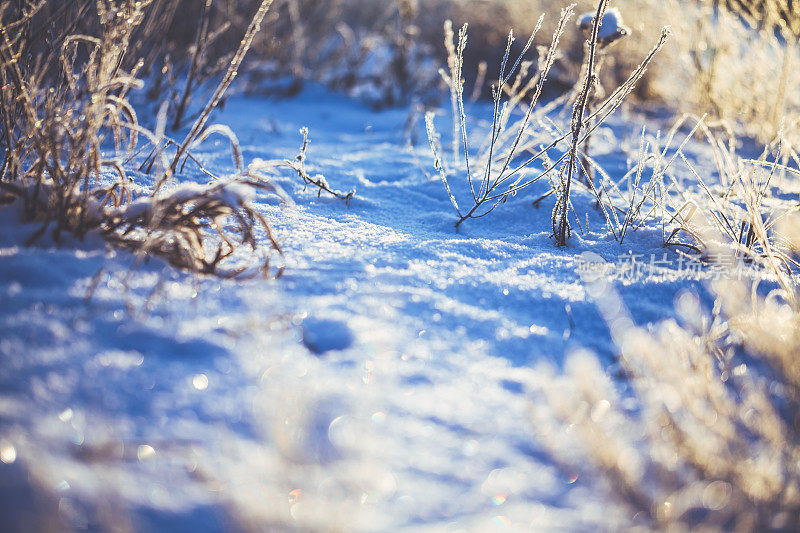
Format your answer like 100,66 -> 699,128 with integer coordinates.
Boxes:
3,1 -> 800,532
423,0 -> 800,143
0,0 -> 286,278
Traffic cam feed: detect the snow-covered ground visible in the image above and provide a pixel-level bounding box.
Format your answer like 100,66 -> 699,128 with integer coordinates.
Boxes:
0,87 -> 746,531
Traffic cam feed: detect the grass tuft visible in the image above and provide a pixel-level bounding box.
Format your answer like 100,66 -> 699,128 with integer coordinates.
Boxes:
0,0 -> 282,278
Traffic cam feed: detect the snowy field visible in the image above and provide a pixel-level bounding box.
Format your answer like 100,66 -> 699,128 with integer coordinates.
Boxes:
0,87 -> 767,531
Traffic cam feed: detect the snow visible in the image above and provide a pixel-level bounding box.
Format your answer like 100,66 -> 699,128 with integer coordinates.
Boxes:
578,8 -> 630,42
110,180 -> 259,225
0,86 -> 763,530
301,317 -> 355,354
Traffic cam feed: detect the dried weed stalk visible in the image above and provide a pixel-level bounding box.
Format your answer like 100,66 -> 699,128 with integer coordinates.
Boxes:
284,128 -> 355,202
552,0 -> 610,246
425,2 -> 669,242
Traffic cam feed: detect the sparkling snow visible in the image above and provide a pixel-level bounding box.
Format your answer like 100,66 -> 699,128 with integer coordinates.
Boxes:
0,86 -> 749,531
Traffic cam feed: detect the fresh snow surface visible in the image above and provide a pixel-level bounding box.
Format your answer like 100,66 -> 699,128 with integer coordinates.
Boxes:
0,87 -> 751,531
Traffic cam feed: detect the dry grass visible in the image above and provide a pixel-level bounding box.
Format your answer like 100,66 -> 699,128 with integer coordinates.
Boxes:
0,0 -> 284,278
485,6 -> 800,526
425,2 -> 669,245
278,0 -> 788,145
530,121 -> 800,529
8,1 -> 795,133
427,0 -> 800,144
